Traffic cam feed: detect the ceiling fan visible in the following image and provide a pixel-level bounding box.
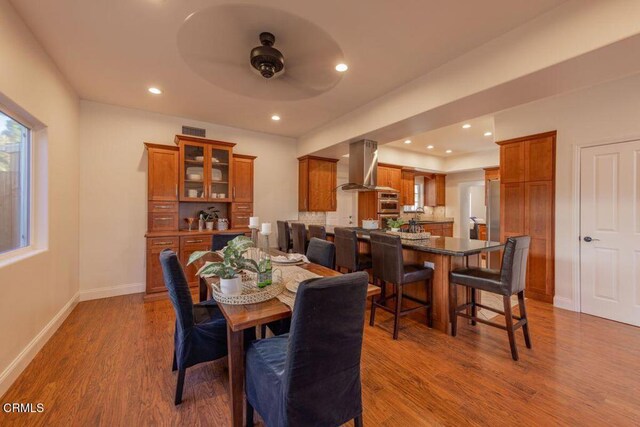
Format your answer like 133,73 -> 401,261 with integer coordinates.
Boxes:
176,4 -> 345,101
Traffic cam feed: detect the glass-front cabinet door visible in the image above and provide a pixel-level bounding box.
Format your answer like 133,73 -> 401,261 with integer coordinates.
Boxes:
208,145 -> 233,202
179,141 -> 207,201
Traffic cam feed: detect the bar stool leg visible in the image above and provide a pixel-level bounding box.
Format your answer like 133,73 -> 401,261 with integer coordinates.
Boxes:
369,279 -> 379,327
426,278 -> 433,328
518,290 -> 532,349
449,282 -> 458,337
392,284 -> 402,340
470,288 -> 477,326
503,295 -> 519,361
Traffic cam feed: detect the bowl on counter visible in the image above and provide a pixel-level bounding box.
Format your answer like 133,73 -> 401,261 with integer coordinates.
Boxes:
362,219 -> 379,230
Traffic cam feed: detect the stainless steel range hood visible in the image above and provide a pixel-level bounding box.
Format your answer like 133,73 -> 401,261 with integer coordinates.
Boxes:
340,139 -> 399,192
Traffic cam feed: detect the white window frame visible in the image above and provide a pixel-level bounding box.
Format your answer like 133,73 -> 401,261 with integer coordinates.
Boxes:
0,99 -> 46,267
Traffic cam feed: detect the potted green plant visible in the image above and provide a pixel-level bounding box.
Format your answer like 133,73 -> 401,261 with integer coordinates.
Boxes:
188,236 -> 263,295
198,207 -> 219,231
386,218 -> 405,232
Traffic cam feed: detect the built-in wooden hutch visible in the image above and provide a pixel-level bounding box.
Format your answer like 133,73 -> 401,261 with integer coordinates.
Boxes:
144,135 -> 255,299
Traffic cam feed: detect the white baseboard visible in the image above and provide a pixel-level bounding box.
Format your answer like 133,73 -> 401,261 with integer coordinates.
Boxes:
553,296 -> 576,311
0,291 -> 79,398
79,282 -> 145,302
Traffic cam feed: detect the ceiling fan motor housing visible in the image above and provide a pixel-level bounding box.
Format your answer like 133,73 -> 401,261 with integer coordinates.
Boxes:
250,32 -> 284,78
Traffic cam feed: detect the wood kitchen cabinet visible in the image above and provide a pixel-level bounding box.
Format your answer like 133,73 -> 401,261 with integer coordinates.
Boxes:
497,131 -> 555,303
298,156 -> 338,212
146,237 -> 179,294
377,164 -> 402,191
231,154 -> 256,228
176,135 -> 235,203
180,235 -> 211,287
484,167 -> 500,205
400,169 -> 415,206
422,222 -> 453,237
425,174 -> 446,206
145,143 -> 179,201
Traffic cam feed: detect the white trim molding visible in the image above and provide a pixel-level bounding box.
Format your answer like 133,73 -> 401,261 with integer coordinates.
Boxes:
79,283 -> 145,302
0,292 -> 79,397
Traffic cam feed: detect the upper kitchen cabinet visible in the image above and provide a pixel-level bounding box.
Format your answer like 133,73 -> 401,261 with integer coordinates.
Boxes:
175,134 -> 236,202
425,174 -> 446,206
400,169 -> 415,205
145,143 -> 179,201
298,155 -> 338,212
231,154 -> 256,228
377,164 -> 402,191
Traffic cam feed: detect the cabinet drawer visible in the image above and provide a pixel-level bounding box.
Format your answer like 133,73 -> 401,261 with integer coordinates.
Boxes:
180,236 -> 211,248
147,236 -> 179,249
232,202 -> 253,213
148,201 -> 178,213
148,212 -> 179,231
231,213 -> 251,228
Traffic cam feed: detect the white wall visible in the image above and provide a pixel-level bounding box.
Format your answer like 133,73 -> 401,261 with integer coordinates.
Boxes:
78,101 -> 297,296
494,72 -> 640,310
0,0 -> 79,395
326,159 -> 357,226
444,170 -> 485,238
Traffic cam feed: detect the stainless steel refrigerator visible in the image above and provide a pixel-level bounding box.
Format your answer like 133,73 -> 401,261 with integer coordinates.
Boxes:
486,180 -> 501,269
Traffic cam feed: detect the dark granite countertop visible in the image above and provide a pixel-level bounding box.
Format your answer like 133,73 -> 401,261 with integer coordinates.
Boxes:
325,226 -> 502,256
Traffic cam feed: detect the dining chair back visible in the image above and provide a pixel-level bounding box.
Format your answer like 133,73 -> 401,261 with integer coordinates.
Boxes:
211,232 -> 245,251
277,220 -> 292,253
308,224 -> 327,240
245,272 -> 369,426
306,237 -> 335,269
291,222 -> 307,254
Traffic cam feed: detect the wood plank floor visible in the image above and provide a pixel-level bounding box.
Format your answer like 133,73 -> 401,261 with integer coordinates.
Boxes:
2,294 -> 639,426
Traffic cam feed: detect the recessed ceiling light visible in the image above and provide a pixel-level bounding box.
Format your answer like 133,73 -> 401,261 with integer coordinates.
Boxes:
484,131 -> 493,136
426,145 -> 434,149
335,63 -> 348,72
445,149 -> 453,153
462,124 -> 471,129
404,139 -> 412,144
148,87 -> 162,95
271,115 -> 281,121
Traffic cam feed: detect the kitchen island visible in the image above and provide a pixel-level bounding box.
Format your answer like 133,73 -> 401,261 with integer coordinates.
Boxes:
325,226 -> 503,333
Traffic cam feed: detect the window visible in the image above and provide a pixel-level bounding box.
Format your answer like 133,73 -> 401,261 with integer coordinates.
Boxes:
0,109 -> 30,254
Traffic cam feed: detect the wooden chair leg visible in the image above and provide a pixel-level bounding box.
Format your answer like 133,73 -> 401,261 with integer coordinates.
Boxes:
426,278 -> 433,328
503,296 -> 519,361
175,368 -> 186,405
470,288 -> 477,326
369,279 -> 378,327
518,290 -> 532,349
449,282 -> 458,337
246,400 -> 254,426
392,284 -> 402,340
354,414 -> 363,427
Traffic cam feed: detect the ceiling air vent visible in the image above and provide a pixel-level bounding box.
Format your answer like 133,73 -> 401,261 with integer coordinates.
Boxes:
182,126 -> 206,138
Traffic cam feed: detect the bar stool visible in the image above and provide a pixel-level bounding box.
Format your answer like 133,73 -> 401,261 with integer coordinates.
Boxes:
291,222 -> 308,254
276,220 -> 292,253
369,232 -> 434,340
334,227 -> 372,273
308,224 -> 327,240
449,235 -> 532,361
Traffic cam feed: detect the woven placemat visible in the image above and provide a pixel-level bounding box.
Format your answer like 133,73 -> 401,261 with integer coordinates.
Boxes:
275,265 -> 322,309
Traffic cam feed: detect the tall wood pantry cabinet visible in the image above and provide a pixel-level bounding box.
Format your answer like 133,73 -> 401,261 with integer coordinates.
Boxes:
144,136 -> 255,299
298,156 -> 338,212
498,131 -> 555,303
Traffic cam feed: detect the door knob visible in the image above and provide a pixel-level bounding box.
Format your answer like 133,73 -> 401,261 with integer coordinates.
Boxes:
583,236 -> 600,242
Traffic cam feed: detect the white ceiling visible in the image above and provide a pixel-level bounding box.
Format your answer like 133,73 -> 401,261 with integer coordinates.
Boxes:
386,116 -> 496,157
10,0 -> 565,137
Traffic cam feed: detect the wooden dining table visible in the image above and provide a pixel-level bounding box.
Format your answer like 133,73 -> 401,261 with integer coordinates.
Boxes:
200,253 -> 381,427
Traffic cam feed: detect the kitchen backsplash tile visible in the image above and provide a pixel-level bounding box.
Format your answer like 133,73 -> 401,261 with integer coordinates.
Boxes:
296,211 -> 327,225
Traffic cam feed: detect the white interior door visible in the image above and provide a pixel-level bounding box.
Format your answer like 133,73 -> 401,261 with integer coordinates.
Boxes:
580,140 -> 640,326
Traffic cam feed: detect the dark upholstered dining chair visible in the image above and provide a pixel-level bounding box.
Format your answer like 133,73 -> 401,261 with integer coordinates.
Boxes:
449,235 -> 532,361
277,220 -> 292,253
211,232 -> 245,251
159,249 -> 253,405
245,272 -> 369,427
334,227 -> 372,273
369,232 -> 434,340
306,237 -> 335,269
290,222 -> 307,254
308,224 -> 327,240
